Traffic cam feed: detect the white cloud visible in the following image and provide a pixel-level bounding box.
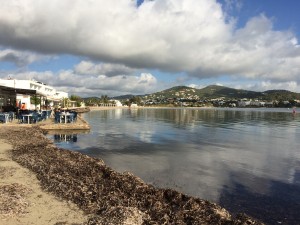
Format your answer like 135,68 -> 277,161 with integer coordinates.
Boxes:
214,80 -> 299,92
74,61 -> 137,76
260,81 -> 298,91
0,48 -> 44,66
3,70 -> 159,97
0,0 -> 299,90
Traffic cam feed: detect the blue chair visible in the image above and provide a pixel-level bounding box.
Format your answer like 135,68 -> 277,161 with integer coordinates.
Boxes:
8,112 -> 15,122
17,113 -> 24,123
70,111 -> 78,122
31,113 -> 40,123
0,113 -> 6,123
68,113 -> 75,123
55,112 -> 61,123
46,110 -> 52,118
40,111 -> 47,121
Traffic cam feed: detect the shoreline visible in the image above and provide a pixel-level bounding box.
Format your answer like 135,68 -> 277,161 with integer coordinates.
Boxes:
88,105 -> 297,111
0,121 -> 263,224
0,137 -> 88,225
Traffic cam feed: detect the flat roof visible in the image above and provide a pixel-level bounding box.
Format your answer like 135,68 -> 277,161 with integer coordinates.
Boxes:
0,85 -> 37,95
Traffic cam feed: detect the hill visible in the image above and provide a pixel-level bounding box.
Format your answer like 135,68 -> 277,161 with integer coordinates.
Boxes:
85,85 -> 300,103
195,85 -> 262,99
144,85 -> 265,100
262,89 -> 300,101
111,94 -> 146,100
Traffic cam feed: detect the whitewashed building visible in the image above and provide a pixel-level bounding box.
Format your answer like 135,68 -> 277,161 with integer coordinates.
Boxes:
0,79 -> 68,109
112,100 -> 123,107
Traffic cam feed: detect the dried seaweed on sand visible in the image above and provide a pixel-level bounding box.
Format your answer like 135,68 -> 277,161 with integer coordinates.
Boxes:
0,166 -> 16,179
0,158 -> 9,162
0,183 -> 32,218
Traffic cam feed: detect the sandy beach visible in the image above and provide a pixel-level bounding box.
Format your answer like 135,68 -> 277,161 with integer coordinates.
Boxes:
0,139 -> 88,225
0,116 -> 263,224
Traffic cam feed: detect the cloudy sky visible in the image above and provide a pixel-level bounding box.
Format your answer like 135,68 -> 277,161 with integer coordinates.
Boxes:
0,0 -> 299,97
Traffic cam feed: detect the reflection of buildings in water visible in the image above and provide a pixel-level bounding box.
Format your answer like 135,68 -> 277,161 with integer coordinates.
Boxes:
54,134 -> 77,142
129,108 -> 138,117
114,108 -> 123,119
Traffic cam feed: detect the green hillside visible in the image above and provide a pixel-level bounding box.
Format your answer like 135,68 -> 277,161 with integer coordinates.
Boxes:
85,85 -> 300,103
262,90 -> 300,101
143,85 -> 299,101
196,85 -> 262,99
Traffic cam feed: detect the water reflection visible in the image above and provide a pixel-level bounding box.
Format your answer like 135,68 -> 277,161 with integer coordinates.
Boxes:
47,130 -> 89,148
54,134 -> 78,143
51,108 -> 300,224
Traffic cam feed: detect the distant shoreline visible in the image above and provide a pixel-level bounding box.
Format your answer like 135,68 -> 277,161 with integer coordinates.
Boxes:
88,105 -> 296,112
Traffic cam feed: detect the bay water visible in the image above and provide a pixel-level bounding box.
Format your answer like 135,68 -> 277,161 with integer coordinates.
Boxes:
48,107 -> 300,224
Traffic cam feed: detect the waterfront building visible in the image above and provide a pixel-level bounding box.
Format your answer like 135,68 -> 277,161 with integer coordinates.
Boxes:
0,79 -> 68,110
113,100 -> 123,107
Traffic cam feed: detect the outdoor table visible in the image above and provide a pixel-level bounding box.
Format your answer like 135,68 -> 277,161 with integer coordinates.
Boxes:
42,110 -> 52,119
59,112 -> 71,123
7,112 -> 15,122
4,113 -> 10,123
57,112 -> 75,123
59,113 -> 67,123
22,114 -> 33,124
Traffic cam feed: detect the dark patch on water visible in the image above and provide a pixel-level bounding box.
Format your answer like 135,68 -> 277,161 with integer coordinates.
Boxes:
219,180 -> 300,225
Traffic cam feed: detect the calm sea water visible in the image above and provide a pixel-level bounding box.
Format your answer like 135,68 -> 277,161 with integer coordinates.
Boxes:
48,108 -> 300,225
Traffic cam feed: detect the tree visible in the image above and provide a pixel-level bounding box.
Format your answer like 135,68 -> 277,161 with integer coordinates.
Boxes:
100,95 -> 109,103
30,95 -> 41,105
70,95 -> 83,107
129,96 -> 142,105
62,97 -> 69,108
84,97 -> 101,106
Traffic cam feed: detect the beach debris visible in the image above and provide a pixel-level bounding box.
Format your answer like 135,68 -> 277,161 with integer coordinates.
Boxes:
0,166 -> 16,179
0,183 -> 32,218
0,126 -> 264,224
0,157 -> 9,161
85,206 -> 148,225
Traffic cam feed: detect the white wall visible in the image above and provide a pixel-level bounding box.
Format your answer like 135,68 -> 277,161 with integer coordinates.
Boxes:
0,79 -> 68,110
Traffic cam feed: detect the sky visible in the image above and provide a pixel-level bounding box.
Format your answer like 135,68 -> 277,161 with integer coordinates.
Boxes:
0,0 -> 300,97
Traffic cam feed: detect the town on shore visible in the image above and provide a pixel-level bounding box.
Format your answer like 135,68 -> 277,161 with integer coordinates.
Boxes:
1,79 -> 299,114
84,85 -> 300,109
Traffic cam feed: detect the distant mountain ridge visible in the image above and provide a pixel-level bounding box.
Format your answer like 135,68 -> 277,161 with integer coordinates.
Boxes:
139,85 -> 300,101
85,85 -> 300,101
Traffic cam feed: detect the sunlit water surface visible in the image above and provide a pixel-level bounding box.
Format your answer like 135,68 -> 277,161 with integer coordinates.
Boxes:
48,108 -> 300,225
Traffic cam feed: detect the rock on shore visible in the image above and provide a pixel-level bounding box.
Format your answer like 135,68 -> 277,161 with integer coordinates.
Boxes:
0,126 -> 263,225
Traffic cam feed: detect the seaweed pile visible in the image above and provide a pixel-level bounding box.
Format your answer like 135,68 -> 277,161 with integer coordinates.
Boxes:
0,166 -> 16,179
0,126 -> 263,225
0,183 -> 32,218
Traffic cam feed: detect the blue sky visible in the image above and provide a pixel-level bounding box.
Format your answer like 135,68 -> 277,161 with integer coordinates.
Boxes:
0,0 -> 299,97
227,0 -> 300,35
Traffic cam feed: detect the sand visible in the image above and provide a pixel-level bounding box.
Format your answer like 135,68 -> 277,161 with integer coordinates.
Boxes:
0,139 -> 88,225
